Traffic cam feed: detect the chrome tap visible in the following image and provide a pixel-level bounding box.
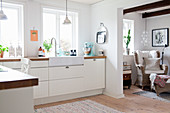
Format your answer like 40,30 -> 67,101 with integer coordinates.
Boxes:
51,37 -> 57,57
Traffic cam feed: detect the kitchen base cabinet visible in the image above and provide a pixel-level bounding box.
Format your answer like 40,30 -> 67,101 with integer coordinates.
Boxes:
84,59 -> 105,91
33,81 -> 48,99
49,77 -> 84,96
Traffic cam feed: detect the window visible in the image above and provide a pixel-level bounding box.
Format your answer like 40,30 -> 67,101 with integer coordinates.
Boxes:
123,19 -> 134,55
43,8 -> 78,56
0,3 -> 23,57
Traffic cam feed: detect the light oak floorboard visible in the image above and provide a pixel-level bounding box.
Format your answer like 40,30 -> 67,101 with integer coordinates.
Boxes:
35,86 -> 170,113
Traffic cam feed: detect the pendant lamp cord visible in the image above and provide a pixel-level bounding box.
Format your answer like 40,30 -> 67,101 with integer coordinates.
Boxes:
1,0 -> 2,11
66,0 -> 67,16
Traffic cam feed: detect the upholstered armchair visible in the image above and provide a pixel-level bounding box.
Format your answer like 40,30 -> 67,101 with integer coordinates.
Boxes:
134,50 -> 168,89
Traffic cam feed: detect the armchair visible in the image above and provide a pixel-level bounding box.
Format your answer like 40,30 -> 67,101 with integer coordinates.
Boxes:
134,50 -> 168,89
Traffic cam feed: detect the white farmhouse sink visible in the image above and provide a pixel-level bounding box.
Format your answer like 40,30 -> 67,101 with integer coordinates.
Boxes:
49,56 -> 84,67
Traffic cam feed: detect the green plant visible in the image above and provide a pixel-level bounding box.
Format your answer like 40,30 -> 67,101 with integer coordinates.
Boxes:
43,40 -> 52,52
0,45 -> 8,53
123,29 -> 131,48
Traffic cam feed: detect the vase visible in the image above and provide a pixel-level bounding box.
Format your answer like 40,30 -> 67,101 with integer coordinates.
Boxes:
45,50 -> 51,57
0,51 -> 4,58
126,48 -> 130,55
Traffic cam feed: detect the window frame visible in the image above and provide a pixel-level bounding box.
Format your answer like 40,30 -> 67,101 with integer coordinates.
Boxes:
0,2 -> 24,57
42,7 -> 78,52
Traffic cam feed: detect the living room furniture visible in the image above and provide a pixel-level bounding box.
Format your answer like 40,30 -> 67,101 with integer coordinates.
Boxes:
134,50 -> 168,89
155,82 -> 170,96
123,65 -> 132,89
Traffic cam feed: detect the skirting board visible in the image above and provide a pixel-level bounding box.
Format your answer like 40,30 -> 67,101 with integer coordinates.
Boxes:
34,89 -> 104,105
103,91 -> 125,99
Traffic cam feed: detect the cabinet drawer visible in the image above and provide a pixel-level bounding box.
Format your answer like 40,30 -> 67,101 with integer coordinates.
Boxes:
33,81 -> 48,99
123,74 -> 131,80
3,62 -> 22,69
30,61 -> 48,68
49,65 -> 84,80
29,68 -> 48,81
49,77 -> 84,96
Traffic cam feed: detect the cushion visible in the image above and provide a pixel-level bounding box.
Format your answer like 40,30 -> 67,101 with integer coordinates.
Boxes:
136,50 -> 159,65
145,70 -> 164,74
144,58 -> 161,70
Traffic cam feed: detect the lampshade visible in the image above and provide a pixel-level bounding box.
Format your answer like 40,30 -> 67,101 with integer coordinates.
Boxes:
0,0 -> 7,20
0,10 -> 7,20
63,16 -> 71,24
63,0 -> 71,24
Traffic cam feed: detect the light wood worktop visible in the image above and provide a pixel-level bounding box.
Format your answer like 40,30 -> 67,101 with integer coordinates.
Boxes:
0,66 -> 38,90
0,56 -> 106,62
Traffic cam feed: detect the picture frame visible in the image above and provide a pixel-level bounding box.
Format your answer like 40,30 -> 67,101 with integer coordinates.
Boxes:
152,28 -> 169,47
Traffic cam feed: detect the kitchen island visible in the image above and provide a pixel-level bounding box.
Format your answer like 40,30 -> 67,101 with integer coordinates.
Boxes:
0,66 -> 38,113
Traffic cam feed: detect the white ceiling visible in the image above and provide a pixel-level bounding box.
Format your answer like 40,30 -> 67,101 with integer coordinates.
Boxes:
69,0 -> 104,5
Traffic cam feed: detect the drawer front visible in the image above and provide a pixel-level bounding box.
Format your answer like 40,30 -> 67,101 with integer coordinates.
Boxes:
49,65 -> 84,80
29,68 -> 48,81
30,61 -> 48,68
49,77 -> 84,96
3,62 -> 22,69
123,74 -> 131,80
33,81 -> 48,99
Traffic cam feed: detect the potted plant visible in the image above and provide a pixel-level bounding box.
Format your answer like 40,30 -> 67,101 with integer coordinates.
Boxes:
0,45 -> 8,58
43,40 -> 52,57
123,29 -> 131,55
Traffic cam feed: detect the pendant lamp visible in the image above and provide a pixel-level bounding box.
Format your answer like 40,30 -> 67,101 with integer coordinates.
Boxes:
63,0 -> 71,24
0,0 -> 7,20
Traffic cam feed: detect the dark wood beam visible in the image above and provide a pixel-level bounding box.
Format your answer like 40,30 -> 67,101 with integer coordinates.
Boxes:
142,8 -> 170,18
123,0 -> 170,15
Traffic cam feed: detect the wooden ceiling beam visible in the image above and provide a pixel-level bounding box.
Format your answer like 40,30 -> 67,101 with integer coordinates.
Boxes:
142,8 -> 170,18
123,0 -> 170,15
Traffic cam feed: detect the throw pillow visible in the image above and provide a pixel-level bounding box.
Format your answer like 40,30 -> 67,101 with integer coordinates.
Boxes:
143,58 -> 161,70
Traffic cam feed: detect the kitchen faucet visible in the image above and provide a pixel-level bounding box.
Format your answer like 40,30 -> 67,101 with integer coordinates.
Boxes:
51,37 -> 57,57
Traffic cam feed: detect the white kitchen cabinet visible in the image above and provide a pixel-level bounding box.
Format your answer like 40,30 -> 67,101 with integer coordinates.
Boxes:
2,62 -> 22,69
30,61 -> 48,68
49,65 -> 84,80
33,81 -> 48,99
49,77 -> 84,96
29,68 -> 48,82
84,59 -> 105,91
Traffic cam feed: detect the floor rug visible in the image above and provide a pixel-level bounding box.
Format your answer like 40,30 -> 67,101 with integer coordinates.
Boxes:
34,100 -> 123,113
133,91 -> 170,103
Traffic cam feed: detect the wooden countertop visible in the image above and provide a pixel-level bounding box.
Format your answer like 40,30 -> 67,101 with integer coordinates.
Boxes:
0,56 -> 106,62
0,66 -> 38,90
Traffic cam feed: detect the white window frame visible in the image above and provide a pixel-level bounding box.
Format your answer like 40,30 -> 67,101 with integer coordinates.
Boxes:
42,8 -> 78,51
123,19 -> 134,55
0,2 -> 24,57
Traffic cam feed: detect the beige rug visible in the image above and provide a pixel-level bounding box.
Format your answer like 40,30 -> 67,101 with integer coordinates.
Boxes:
35,100 -> 123,113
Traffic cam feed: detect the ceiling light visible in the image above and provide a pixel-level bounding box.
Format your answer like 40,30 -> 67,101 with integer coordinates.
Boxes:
63,0 -> 71,24
0,0 -> 7,20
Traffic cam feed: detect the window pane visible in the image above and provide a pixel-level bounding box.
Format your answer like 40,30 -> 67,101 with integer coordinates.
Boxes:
0,8 -> 18,44
43,13 -> 56,41
60,15 -> 72,51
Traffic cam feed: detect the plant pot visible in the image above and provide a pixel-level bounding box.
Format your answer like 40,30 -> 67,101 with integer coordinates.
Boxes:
0,51 -> 4,58
126,48 -> 130,55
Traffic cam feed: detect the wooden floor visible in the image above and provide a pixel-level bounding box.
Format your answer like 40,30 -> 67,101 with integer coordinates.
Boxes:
35,86 -> 170,113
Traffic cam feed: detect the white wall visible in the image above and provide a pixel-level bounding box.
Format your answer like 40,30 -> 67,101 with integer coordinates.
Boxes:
145,15 -> 170,74
5,0 -> 91,57
90,0 -> 159,98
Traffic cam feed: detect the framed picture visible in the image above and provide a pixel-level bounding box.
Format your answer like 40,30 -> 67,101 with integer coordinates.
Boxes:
152,28 -> 169,47
30,30 -> 38,41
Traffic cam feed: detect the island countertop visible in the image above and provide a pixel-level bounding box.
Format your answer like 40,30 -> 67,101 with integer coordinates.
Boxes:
0,66 -> 38,90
